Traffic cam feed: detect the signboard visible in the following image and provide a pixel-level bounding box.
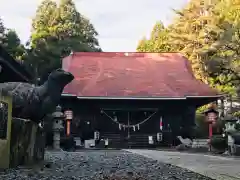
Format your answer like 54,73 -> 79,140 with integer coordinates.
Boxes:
74,137 -> 81,146
157,133 -> 162,142
0,101 -> 8,139
148,136 -> 154,144
94,131 -> 100,140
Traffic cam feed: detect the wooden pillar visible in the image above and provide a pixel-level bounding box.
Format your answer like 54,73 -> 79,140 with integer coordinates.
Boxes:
220,97 -> 224,118
127,111 -> 130,139
229,94 -> 233,114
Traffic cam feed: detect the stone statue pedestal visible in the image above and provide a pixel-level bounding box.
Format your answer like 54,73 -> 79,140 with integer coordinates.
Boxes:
10,118 -> 45,167
53,130 -> 61,149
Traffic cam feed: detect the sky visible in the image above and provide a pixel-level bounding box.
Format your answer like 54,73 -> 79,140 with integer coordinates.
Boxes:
0,0 -> 188,52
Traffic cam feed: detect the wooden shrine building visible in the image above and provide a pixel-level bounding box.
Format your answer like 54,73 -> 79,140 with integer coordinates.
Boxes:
60,52 -> 221,148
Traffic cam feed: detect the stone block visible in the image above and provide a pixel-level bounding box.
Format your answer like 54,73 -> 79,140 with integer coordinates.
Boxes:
0,118 -> 45,169
0,95 -> 45,169
9,118 -> 45,167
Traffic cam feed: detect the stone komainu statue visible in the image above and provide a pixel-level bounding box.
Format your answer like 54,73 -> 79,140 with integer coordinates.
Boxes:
0,69 -> 74,123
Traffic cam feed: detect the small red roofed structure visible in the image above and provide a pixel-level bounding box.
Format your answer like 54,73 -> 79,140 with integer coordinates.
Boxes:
60,52 -> 221,149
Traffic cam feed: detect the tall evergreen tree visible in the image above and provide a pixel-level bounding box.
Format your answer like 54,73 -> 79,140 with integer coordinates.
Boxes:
3,30 -> 26,61
26,0 -> 58,82
200,0 -> 240,96
168,0 -> 220,82
136,0 -> 238,96
136,21 -> 171,52
0,18 -> 26,62
136,37 -> 150,52
26,0 -> 101,82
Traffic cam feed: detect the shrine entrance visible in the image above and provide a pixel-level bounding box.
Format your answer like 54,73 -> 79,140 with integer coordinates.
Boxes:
60,96 -> 218,149
96,109 -> 166,148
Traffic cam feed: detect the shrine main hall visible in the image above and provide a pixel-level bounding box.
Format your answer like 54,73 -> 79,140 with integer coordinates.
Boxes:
60,52 -> 220,148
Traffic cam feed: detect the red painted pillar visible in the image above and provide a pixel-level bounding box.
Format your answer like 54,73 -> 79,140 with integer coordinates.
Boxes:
209,123 -> 213,139
204,105 -> 219,152
66,120 -> 71,136
208,123 -> 213,151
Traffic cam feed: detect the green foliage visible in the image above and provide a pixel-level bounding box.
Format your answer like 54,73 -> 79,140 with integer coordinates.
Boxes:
194,114 -> 209,138
196,105 -> 209,114
136,21 -> 172,53
3,30 -> 26,61
233,111 -> 240,118
0,18 -> 26,61
0,18 -> 5,43
168,0 -> 220,82
200,0 -> 240,96
136,0 -> 240,96
25,0 -> 101,82
1,0 -> 102,84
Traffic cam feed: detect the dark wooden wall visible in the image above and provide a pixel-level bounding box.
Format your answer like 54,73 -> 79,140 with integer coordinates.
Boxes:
60,97 -> 196,141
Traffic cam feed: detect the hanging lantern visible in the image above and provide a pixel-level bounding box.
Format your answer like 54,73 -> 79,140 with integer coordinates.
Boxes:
119,124 -> 121,130
204,107 -> 219,139
65,110 -> 73,120
133,126 -> 136,131
64,110 -> 73,136
137,124 -> 140,130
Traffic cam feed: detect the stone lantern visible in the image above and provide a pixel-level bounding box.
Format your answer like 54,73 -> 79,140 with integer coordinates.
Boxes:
52,105 -> 65,150
224,115 -> 238,133
224,114 -> 238,155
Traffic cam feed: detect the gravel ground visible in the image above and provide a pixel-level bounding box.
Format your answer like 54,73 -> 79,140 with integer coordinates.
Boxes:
0,150 -> 214,180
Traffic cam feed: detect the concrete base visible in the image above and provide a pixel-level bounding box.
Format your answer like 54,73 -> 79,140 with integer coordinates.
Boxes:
126,149 -> 240,180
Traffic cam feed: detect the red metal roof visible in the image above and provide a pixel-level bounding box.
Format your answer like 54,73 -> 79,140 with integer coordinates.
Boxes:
62,52 -> 219,98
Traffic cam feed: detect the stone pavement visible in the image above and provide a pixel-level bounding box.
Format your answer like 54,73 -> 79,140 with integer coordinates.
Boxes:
125,149 -> 240,180
0,150 -> 212,180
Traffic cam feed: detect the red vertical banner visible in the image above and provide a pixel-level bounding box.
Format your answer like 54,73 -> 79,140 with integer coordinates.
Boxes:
160,117 -> 163,131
